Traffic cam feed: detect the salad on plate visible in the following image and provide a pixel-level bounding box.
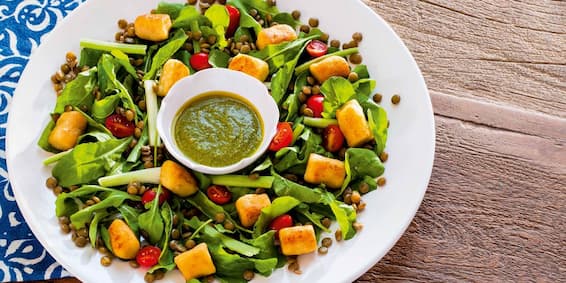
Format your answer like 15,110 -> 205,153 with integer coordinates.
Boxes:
39,0 -> 390,282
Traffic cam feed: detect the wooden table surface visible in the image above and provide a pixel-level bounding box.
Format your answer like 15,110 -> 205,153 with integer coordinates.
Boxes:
44,0 -> 565,282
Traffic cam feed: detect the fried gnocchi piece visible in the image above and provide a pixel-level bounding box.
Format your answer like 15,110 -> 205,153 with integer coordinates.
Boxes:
235,193 -> 271,227
160,160 -> 199,197
228,54 -> 270,82
336,99 -> 373,147
134,14 -> 172,42
256,24 -> 297,50
157,59 -> 190,96
175,243 -> 216,280
279,225 -> 317,255
308,55 -> 350,83
304,153 -> 346,189
108,219 -> 140,260
48,111 -> 87,151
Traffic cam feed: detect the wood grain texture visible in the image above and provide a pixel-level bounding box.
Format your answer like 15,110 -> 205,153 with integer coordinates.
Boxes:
355,0 -> 566,282
37,1 -> 566,283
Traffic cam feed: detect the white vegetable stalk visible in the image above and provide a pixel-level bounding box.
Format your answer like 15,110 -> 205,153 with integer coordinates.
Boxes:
144,80 -> 160,147
98,167 -> 161,187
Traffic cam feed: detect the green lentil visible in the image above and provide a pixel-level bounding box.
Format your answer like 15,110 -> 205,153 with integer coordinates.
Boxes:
308,17 -> 319,27
377,177 -> 386,187
291,10 -> 301,20
352,32 -> 363,42
391,94 -> 401,105
100,256 -> 112,267
373,93 -> 383,103
349,53 -> 363,64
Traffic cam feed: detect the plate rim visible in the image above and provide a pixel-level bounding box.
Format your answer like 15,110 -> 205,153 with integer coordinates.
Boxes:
5,0 -> 436,282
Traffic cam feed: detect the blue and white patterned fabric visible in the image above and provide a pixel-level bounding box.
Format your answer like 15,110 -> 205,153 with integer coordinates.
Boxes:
0,0 -> 85,281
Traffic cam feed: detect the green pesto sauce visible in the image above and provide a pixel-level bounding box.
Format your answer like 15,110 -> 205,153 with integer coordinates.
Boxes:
174,91 -> 263,167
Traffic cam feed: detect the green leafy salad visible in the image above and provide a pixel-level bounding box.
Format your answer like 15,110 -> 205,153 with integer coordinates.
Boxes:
39,0 -> 389,282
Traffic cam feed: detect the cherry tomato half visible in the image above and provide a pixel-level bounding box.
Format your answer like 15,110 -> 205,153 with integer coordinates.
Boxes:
105,113 -> 135,138
306,94 -> 324,118
225,5 -> 240,38
136,245 -> 161,268
190,52 -> 212,71
269,214 -> 294,236
306,40 -> 328,58
141,188 -> 171,205
269,122 -> 293,151
206,185 -> 232,205
323,125 -> 345,152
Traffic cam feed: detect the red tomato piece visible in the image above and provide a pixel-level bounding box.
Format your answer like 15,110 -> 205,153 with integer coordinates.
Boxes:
269,122 -> 293,151
306,94 -> 324,118
206,185 -> 232,205
269,214 -> 293,235
323,125 -> 345,152
141,188 -> 171,205
136,246 -> 161,268
306,40 -> 328,58
225,5 -> 240,38
105,113 -> 135,138
190,52 -> 212,71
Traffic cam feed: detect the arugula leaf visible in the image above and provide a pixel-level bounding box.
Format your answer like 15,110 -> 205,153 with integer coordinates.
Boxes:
69,190 -> 140,229
272,12 -> 300,28
138,186 -> 165,243
208,49 -> 231,68
144,29 -> 188,80
55,185 -> 116,216
53,67 -> 97,113
148,202 -> 176,273
52,137 -> 132,187
117,205 -> 141,235
294,204 -> 331,233
186,217 -> 260,257
340,148 -> 384,194
185,191 -> 251,233
126,122 -> 148,163
208,243 -> 278,278
97,54 -> 137,114
172,5 -> 210,29
37,120 -> 57,152
271,169 -> 324,203
155,2 -> 185,18
252,196 -> 301,237
322,192 -> 357,240
243,230 -> 277,259
233,0 -> 279,17
77,131 -> 112,144
233,26 -> 252,42
320,77 -> 356,118
110,49 -> 138,78
251,33 -> 319,72
79,48 -> 105,67
89,210 -> 109,247
100,226 -> 113,253
269,36 -> 312,104
366,103 -> 388,154
91,94 -> 120,122
205,4 -> 230,49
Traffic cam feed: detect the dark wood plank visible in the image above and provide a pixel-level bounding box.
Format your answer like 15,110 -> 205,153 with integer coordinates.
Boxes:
355,0 -> 566,282
358,115 -> 565,282
362,0 -> 566,118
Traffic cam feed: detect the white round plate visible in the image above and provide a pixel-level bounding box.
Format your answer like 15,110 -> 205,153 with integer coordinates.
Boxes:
6,0 -> 435,282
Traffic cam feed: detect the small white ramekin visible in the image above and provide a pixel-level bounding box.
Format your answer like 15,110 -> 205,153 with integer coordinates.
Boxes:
156,68 -> 279,175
